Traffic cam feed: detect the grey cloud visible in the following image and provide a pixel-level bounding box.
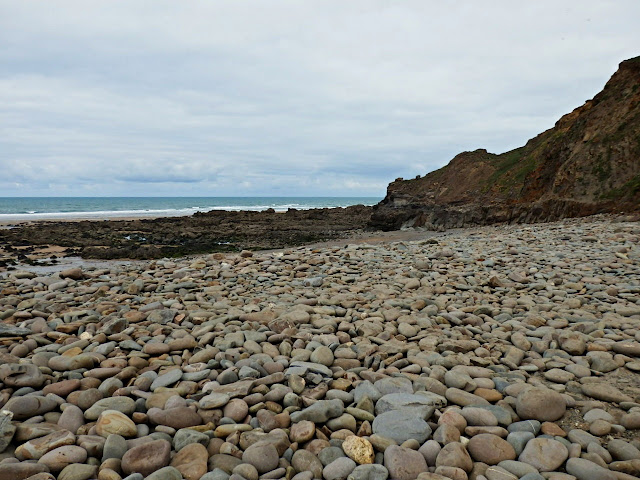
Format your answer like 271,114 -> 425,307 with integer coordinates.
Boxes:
1,1 -> 639,196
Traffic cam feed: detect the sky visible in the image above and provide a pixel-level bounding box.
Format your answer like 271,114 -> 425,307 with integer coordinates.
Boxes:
1,1 -> 639,197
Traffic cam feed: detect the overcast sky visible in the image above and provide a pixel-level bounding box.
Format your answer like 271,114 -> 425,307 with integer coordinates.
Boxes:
1,1 -> 639,197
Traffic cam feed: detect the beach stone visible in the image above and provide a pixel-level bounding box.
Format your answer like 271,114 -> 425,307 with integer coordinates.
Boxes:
292,449 -> 323,478
4,396 -> 57,420
567,428 -> 599,448
96,410 -> 137,438
57,404 -> 84,434
148,407 -> 202,429
372,411 -> 431,444
0,462 -> 50,480
242,443 -> 279,474
460,407 -> 498,426
84,397 -> 136,420
608,439 -> 640,461
103,433 -> 127,460
15,429 -> 76,460
290,399 -> 344,423
374,377 -> 413,395
310,346 -> 334,366
151,368 -> 183,390
435,442 -> 473,473
353,381 -> 382,403
323,457 -> 357,480
0,410 -> 16,453
174,428 -> 210,451
581,383 -> 633,403
518,438 -> 568,471
290,420 -> 315,443
497,460 -> 538,478
223,398 -> 249,422
621,413 -> 640,429
38,445 -> 87,471
374,393 -> 438,418
583,409 -> 614,423
48,355 -> 94,371
467,434 -> 516,465
384,445 -> 428,480
515,388 -> 566,421
319,446 -> 346,467
146,466 -> 184,480
419,440 -> 441,466
0,363 -> 45,388
121,439 -> 172,477
199,393 -> 231,409
233,464 -> 258,480
171,442 -> 209,480
209,454 -> 243,474
57,464 -> 97,480
445,388 -> 490,407
0,324 -> 32,337
342,435 -> 375,465
348,464 -> 389,480
565,457 -> 617,480
507,432 -> 535,455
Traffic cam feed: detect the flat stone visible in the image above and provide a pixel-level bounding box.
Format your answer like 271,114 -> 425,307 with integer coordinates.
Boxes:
348,464 -> 389,480
515,388 -> 566,421
0,363 -> 44,388
384,445 -> 428,480
170,442 -> 209,480
205,380 -> 256,398
581,383 -> 633,403
150,369 -> 184,390
374,393 -> 438,419
565,457 -> 617,480
84,397 -> 136,420
372,410 -> 431,444
242,443 -> 280,474
467,434 -> 516,465
0,324 -> 32,336
290,399 -> 344,423
4,396 -> 57,420
38,445 -> 87,472
323,457 -> 356,480
121,439 -> 172,477
518,438 -> 568,471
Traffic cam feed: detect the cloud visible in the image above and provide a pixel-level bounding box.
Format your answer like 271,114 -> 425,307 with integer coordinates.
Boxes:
1,1 -> 639,196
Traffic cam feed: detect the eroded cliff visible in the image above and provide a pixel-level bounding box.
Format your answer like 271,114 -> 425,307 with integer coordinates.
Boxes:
371,56 -> 640,230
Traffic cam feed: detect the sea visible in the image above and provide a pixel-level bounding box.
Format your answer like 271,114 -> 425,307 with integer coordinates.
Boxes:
0,197 -> 382,222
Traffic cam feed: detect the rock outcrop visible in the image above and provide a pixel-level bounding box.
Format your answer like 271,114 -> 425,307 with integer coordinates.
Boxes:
371,56 -> 640,230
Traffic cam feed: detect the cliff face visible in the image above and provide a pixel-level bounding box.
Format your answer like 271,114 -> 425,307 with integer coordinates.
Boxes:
371,57 -> 640,230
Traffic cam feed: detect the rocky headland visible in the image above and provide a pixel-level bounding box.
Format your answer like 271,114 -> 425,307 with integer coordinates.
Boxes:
371,56 -> 640,231
0,206 -> 373,267
1,215 -> 639,480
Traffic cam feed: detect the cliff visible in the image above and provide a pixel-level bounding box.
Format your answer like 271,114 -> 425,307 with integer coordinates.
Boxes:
371,56 -> 640,230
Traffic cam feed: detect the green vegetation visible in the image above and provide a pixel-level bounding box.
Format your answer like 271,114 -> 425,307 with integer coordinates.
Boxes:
481,146 -> 541,194
591,149 -> 612,182
600,173 -> 640,200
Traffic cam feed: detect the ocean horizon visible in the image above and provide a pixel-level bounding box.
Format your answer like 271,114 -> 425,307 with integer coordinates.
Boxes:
0,196 -> 382,222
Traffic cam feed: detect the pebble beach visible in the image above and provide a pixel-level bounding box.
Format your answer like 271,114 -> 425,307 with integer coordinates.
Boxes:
1,215 -> 639,480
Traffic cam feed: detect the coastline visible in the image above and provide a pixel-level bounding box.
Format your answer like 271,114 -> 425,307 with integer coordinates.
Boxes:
0,205 -> 376,269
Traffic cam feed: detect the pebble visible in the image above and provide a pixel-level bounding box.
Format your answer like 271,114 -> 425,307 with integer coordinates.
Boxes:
0,216 -> 637,480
